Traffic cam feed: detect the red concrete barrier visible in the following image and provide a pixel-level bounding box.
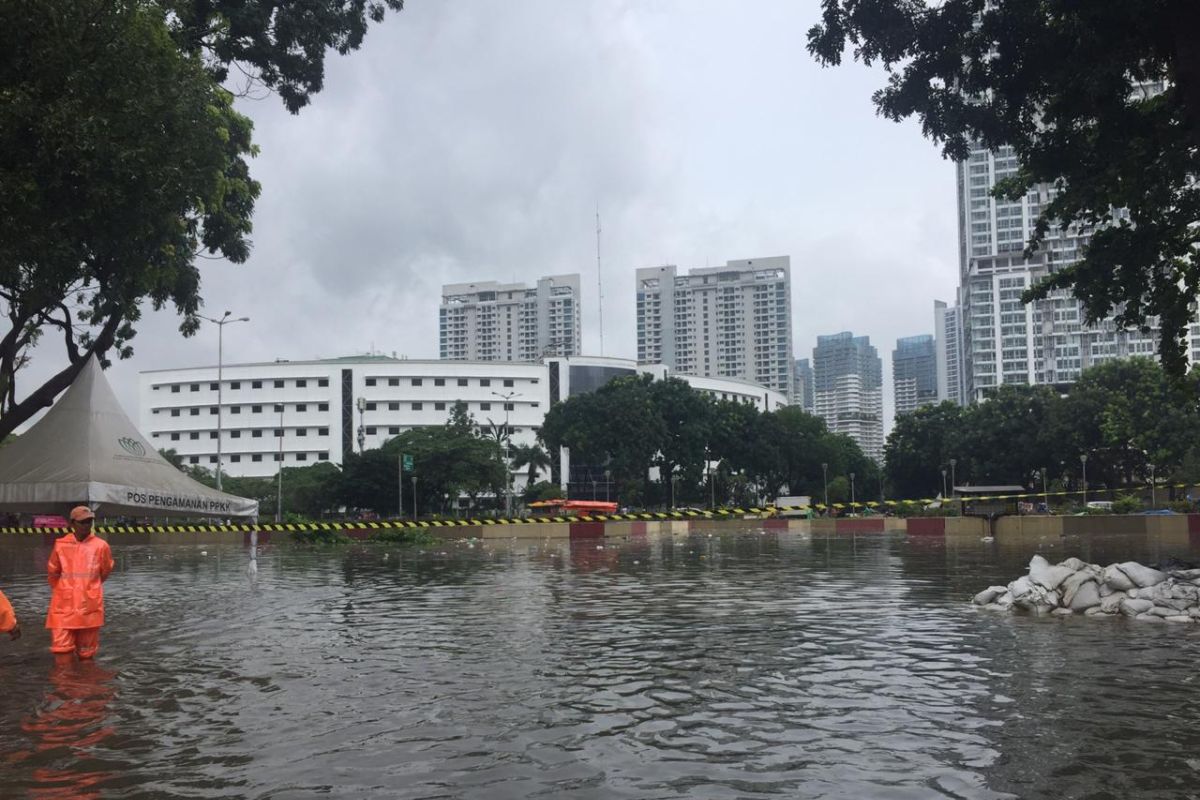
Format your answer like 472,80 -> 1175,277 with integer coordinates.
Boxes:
836,518 -> 885,534
1189,514 -> 1200,548
762,518 -> 789,530
906,517 -> 947,537
570,521 -> 605,539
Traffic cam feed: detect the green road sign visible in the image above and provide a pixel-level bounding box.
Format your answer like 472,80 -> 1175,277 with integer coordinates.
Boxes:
402,454 -> 414,472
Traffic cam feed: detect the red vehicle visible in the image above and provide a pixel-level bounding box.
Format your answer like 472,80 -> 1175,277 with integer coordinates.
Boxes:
528,499 -> 618,515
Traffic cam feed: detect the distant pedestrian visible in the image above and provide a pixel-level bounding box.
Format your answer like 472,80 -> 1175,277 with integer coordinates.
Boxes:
45,506 -> 114,659
0,586 -> 20,641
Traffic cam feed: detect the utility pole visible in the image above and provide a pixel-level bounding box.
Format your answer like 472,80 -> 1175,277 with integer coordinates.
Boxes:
199,311 -> 249,490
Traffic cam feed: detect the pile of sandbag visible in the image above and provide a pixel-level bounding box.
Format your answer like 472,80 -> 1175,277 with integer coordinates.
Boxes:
973,555 -> 1200,622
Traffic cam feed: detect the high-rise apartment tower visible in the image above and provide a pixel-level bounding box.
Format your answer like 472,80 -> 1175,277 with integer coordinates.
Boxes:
893,334 -> 938,417
812,332 -> 883,464
440,274 -> 581,362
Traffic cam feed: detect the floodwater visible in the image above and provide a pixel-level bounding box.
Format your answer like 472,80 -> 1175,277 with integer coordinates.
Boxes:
2,530 -> 1200,800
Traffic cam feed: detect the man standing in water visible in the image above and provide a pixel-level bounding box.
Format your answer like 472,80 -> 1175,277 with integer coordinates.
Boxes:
46,506 -> 114,659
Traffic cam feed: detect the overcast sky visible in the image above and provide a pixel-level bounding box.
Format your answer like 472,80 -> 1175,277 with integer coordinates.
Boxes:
24,0 -> 958,434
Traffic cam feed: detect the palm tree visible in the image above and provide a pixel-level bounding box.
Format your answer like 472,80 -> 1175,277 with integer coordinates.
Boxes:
509,443 -> 551,489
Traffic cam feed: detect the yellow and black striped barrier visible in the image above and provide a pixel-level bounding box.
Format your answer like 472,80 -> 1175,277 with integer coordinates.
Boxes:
0,483 -> 1192,535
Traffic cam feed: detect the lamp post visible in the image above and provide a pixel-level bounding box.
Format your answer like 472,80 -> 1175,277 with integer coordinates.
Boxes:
949,458 -> 958,515
411,475 -> 418,520
821,462 -> 829,513
1149,463 -> 1156,509
275,403 -> 284,522
356,396 -> 366,453
1080,453 -> 1088,506
850,471 -> 856,509
1042,467 -> 1049,511
492,391 -> 520,515
941,468 -> 947,499
199,311 -> 249,490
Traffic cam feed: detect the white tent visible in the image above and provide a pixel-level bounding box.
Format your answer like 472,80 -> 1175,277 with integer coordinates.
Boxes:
0,355 -> 258,518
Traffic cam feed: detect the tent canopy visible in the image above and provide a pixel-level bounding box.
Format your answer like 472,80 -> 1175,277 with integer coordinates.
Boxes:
0,356 -> 258,519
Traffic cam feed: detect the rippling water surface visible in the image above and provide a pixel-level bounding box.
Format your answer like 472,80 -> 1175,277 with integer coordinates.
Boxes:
3,530 -> 1200,799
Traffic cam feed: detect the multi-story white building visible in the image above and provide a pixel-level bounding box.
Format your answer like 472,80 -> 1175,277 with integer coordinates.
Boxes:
440,274 -> 581,361
812,332 -> 884,463
955,143 -> 1198,401
138,356 -> 787,491
635,257 -> 794,395
934,299 -> 967,405
892,334 -> 938,417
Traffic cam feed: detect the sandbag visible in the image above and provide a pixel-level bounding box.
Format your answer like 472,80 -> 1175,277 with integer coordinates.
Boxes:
1029,555 -> 1075,590
973,586 -> 1009,606
1118,562 -> 1167,588
1120,598 -> 1154,616
1103,564 -> 1136,592
1067,581 -> 1102,611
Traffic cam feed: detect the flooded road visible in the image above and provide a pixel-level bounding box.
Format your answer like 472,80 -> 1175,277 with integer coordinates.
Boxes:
2,530 -> 1199,799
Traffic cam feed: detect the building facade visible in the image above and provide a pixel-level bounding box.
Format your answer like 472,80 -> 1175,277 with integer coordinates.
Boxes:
934,299 -> 967,405
955,143 -> 1198,402
440,274 -> 581,361
893,334 -> 938,417
138,356 -> 787,486
812,332 -> 884,463
635,257 -> 794,395
792,357 -> 814,412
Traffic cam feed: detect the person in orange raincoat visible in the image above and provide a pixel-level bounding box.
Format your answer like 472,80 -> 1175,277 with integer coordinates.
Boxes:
45,506 -> 114,659
0,586 -> 20,641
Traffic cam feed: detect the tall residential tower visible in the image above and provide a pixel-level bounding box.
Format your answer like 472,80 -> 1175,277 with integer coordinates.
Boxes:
812,332 -> 883,464
440,274 -> 581,362
635,257 -> 794,394
893,334 -> 938,417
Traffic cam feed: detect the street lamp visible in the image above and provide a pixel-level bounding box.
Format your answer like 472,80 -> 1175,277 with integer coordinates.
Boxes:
821,462 -> 829,513
1042,467 -> 1049,511
949,458 -> 958,515
356,396 -> 366,453
1080,453 -> 1088,506
275,403 -> 284,522
941,468 -> 947,499
850,471 -> 856,509
1149,463 -> 1156,509
199,311 -> 249,491
492,390 -> 521,515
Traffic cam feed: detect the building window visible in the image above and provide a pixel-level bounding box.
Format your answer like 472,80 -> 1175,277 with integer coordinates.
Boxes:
274,404 -> 284,413
296,379 -> 307,388
274,453 -> 283,462
274,428 -> 283,437
296,404 -> 307,412
231,406 -> 241,414
252,380 -> 262,389
190,432 -> 199,440
252,405 -> 262,413
252,454 -> 262,462
297,428 -> 307,436
190,408 -> 200,416
388,378 -> 399,386
434,402 -> 445,410
505,403 -> 514,411
412,378 -> 423,386
274,380 -> 284,388
365,402 -> 377,411
434,378 -> 445,386
318,403 -> 329,412
296,453 -> 307,462
389,426 -> 400,435
231,430 -> 241,439
318,428 -> 329,436
480,402 -> 491,411
210,407 -> 218,415
252,429 -> 263,438
171,409 -> 180,417
189,456 -> 199,464
388,402 -> 399,410
318,452 -> 329,461
503,379 -> 514,387
210,456 -> 217,464
170,433 -> 179,441
412,402 -> 422,410
190,384 -> 199,392
318,378 -> 328,387
366,426 -> 377,435
457,378 -> 468,386
210,432 -> 218,439
209,382 -> 218,391
230,381 -> 240,390
480,379 -> 491,387
366,378 -> 376,386
230,454 -> 241,463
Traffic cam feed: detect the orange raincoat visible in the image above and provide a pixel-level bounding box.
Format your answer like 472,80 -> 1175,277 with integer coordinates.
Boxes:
45,533 -> 114,629
0,588 -> 16,634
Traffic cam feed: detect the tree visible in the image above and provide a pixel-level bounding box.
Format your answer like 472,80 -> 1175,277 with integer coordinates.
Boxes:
0,1 -> 402,438
885,403 -> 966,499
509,443 -> 551,490
808,2 -> 1200,374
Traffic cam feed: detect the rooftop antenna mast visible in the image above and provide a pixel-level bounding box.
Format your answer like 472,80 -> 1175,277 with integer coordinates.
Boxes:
596,206 -> 604,355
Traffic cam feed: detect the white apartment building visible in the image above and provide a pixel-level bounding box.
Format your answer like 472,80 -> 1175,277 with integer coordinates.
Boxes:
934,299 -> 966,405
812,332 -> 884,464
956,143 -> 1199,401
440,274 -> 581,361
138,355 -> 786,487
635,257 -> 794,395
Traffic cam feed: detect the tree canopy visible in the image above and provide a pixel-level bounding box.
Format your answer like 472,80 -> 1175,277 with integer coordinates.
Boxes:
808,1 -> 1200,374
0,1 -> 402,438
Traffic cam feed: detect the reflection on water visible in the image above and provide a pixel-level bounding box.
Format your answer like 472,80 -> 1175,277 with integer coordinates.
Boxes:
1,531 -> 1199,799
